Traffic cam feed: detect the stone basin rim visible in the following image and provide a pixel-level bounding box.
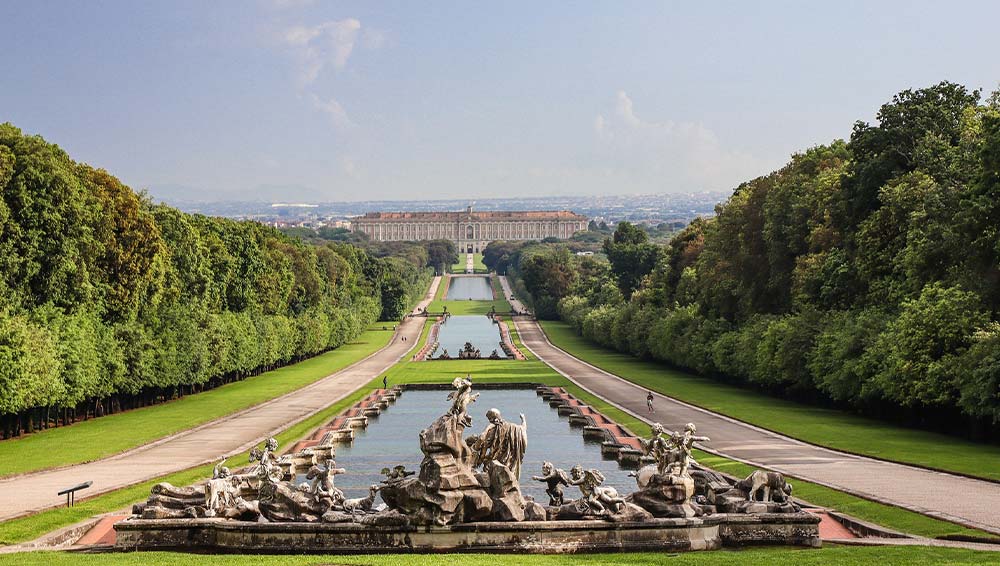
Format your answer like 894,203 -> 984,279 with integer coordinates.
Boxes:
116,512 -> 818,533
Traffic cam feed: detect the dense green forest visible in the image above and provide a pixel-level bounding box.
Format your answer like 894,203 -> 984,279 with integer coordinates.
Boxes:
0,124 -> 434,438
488,82 -> 1000,437
279,226 -> 459,277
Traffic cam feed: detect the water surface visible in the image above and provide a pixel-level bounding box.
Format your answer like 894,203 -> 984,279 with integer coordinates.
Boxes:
435,315 -> 506,358
324,389 -> 636,501
447,276 -> 494,300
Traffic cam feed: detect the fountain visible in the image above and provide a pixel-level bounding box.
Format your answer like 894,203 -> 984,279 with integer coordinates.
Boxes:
115,379 -> 820,553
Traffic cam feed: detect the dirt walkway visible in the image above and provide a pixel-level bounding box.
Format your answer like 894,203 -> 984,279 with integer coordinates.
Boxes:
500,276 -> 1000,536
0,277 -> 441,522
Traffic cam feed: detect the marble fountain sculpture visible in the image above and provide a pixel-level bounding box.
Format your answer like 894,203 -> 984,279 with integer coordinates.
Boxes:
116,378 -> 820,552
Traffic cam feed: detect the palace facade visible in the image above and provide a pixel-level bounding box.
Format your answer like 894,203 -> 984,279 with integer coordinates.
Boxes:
351,207 -> 588,252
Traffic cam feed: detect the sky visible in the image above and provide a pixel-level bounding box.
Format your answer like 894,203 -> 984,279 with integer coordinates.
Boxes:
2,1 -> 999,203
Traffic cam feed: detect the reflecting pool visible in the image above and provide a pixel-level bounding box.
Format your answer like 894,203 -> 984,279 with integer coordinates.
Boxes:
323,389 -> 635,500
436,315 -> 506,358
447,276 -> 494,300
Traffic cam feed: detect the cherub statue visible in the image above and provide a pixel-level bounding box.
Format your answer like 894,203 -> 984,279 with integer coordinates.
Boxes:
249,437 -> 283,500
306,458 -> 346,505
569,465 -> 625,515
249,437 -> 282,482
677,423 -> 710,476
532,461 -> 569,506
642,423 -> 673,474
447,376 -> 479,427
470,408 -> 527,479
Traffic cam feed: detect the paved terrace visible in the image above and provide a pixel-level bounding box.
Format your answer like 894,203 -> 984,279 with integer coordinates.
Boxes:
0,277 -> 441,522
498,276 -> 1000,536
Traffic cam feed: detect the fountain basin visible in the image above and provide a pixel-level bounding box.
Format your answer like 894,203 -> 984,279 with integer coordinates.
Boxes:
115,513 -> 819,553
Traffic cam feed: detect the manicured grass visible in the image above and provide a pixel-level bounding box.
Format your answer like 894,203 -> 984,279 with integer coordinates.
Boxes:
540,321 -> 1000,483
3,546 -> 1000,565
450,253 -> 487,274
426,300 -> 512,315
473,253 -> 487,273
0,327 -> 396,478
435,275 -> 451,300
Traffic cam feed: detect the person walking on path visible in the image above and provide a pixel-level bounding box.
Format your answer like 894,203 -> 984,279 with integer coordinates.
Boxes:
383,376 -> 388,389
646,391 -> 655,413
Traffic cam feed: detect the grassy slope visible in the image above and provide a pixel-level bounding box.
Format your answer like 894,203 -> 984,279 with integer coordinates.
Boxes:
540,321 -> 1000,483
3,546 -> 999,566
0,326 -> 396,477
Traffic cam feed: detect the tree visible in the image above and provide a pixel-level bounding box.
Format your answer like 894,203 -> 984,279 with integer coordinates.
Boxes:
872,283 -> 988,409
602,222 -> 659,299
425,240 -> 458,275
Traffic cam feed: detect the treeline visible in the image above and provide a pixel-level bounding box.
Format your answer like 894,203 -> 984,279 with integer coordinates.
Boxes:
281,226 -> 459,276
487,82 -> 1000,438
0,124 -> 428,438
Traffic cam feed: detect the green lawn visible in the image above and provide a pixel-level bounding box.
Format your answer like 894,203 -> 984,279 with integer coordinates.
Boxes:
450,253 -> 487,274
0,326 -> 396,478
426,300 -> 512,315
473,252 -> 487,273
435,275 -> 450,300
540,321 -> 1000,483
3,546 -> 1000,565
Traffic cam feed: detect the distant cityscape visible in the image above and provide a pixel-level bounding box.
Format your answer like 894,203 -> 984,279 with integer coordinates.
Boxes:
152,192 -> 730,231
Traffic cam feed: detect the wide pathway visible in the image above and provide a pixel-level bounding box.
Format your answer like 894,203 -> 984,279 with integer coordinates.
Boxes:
0,277 -> 441,522
499,277 -> 1000,536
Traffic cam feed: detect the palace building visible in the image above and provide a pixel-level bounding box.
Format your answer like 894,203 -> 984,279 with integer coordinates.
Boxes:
351,206 -> 588,253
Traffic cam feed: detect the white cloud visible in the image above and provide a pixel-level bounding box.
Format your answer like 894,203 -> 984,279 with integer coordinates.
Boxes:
594,90 -> 769,190
309,93 -> 355,131
283,18 -> 362,86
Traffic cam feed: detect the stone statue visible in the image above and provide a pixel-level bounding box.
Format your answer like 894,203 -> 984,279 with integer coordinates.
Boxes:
641,423 -> 675,475
569,465 -> 624,515
469,408 -> 527,480
381,465 -> 415,484
677,423 -> 710,476
250,437 -> 283,501
342,485 -> 381,516
204,459 -> 243,517
306,458 -> 346,505
446,376 -> 478,427
532,461 -> 569,506
735,470 -> 792,503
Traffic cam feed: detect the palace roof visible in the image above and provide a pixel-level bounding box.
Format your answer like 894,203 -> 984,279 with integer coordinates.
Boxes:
353,210 -> 586,222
